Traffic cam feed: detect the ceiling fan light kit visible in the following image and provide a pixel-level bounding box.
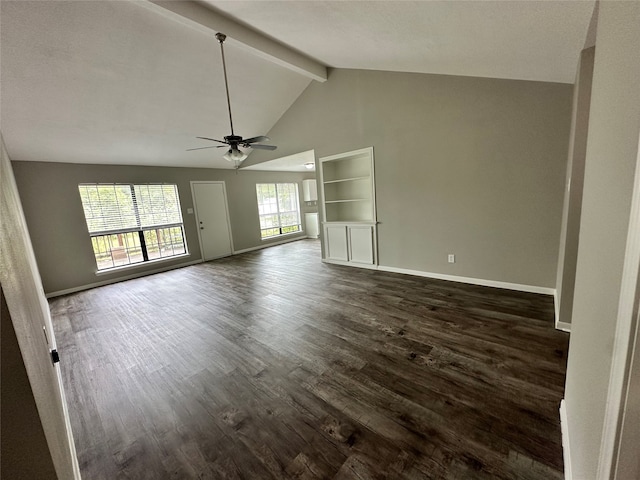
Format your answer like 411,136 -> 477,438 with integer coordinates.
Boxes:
223,148 -> 248,164
187,32 -> 277,168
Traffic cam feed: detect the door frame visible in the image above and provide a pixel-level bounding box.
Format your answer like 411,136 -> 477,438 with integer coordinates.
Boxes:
598,129 -> 640,479
190,181 -> 235,261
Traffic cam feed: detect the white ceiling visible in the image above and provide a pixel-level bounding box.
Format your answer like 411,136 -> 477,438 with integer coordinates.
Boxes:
243,149 -> 316,172
0,0 -> 311,169
1,0 -> 595,170
204,0 -> 595,83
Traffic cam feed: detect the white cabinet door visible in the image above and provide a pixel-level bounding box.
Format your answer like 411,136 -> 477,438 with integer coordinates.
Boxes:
302,179 -> 318,202
325,225 -> 348,261
348,225 -> 374,264
305,213 -> 319,238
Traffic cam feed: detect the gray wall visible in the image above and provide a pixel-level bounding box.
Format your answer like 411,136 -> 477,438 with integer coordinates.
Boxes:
555,46 -> 595,327
247,69 -> 572,288
0,134 -> 79,478
11,161 -> 314,294
1,287 -> 57,480
564,1 -> 640,477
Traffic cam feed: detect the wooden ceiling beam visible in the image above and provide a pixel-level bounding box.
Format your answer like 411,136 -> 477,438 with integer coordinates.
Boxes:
143,1 -> 327,82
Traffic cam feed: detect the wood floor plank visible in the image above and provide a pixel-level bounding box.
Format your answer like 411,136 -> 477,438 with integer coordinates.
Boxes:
50,239 -> 569,479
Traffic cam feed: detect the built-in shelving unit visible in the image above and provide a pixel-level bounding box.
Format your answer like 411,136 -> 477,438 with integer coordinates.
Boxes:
321,147 -> 375,223
319,147 -> 377,267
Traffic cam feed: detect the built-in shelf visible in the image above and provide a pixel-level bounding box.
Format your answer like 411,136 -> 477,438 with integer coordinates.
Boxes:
320,147 -> 378,267
320,148 -> 376,223
323,175 -> 370,185
325,199 -> 369,204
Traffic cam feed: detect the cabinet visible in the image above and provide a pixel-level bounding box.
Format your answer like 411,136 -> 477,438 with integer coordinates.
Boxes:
302,179 -> 318,202
305,212 -> 319,239
320,147 -> 377,267
323,223 -> 375,265
325,224 -> 349,261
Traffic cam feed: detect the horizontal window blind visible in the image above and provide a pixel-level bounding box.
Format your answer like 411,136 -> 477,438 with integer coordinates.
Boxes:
78,183 -> 187,271
79,184 -> 183,234
134,184 -> 183,228
78,184 -> 137,234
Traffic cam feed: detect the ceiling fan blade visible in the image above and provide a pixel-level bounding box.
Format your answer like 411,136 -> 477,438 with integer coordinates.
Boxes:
196,136 -> 228,144
248,144 -> 277,151
186,145 -> 223,151
242,135 -> 270,144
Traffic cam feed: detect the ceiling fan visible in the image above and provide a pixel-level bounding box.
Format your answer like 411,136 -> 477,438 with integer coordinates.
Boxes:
188,32 -> 277,167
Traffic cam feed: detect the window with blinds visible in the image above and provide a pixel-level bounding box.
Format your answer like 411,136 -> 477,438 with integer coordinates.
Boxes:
78,183 -> 187,270
255,183 -> 301,239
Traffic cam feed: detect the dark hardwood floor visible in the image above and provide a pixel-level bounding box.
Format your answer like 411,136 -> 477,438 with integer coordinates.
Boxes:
50,239 -> 569,479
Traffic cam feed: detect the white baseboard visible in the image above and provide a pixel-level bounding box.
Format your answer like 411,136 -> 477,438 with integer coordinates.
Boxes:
377,264 -> 556,295
560,399 -> 572,480
553,292 -> 572,332
322,259 -> 379,270
46,259 -> 202,298
233,235 -> 307,255
47,237 -> 311,298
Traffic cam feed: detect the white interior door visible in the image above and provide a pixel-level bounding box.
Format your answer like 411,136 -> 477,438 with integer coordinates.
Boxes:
191,182 -> 233,261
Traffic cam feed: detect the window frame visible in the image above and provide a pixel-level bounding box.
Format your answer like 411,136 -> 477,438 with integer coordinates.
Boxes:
78,183 -> 188,271
255,182 -> 302,240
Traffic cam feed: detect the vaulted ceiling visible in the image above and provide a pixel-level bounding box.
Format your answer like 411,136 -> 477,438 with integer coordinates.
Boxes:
0,0 -> 595,169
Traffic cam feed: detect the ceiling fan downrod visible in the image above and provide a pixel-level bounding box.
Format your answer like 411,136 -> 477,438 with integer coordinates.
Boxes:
215,32 -> 235,137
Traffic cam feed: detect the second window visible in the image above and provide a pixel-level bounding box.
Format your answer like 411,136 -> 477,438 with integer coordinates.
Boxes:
256,183 -> 301,239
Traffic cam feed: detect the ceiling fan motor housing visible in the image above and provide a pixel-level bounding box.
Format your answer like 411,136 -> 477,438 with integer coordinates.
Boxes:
224,135 -> 243,144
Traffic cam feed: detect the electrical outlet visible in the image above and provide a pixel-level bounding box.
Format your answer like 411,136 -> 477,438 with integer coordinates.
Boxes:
448,254 -> 455,263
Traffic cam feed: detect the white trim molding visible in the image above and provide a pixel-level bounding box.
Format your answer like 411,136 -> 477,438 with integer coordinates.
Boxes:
560,399 -> 572,480
377,265 -> 556,296
46,259 -> 202,298
554,291 -> 572,332
323,258 -> 379,271
598,128 -> 640,479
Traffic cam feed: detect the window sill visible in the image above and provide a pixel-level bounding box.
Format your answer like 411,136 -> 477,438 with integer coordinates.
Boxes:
95,253 -> 191,276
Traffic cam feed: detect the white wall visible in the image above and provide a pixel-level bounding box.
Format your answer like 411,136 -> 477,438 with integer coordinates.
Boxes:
555,46 -> 595,329
563,1 -> 640,477
0,133 -> 80,478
